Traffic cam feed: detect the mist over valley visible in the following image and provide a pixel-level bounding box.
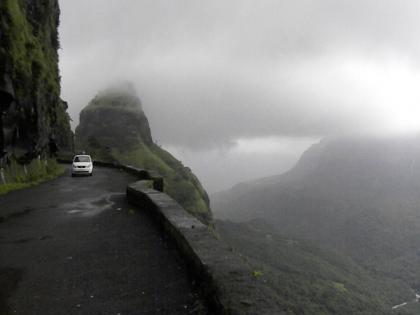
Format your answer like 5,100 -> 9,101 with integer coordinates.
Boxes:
2,0 -> 420,313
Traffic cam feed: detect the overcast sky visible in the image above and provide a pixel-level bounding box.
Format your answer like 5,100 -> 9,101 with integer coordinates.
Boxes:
59,0 -> 420,192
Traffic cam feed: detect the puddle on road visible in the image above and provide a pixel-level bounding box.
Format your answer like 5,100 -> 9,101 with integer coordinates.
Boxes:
64,193 -> 124,217
67,210 -> 83,214
60,187 -> 90,193
92,198 -> 109,207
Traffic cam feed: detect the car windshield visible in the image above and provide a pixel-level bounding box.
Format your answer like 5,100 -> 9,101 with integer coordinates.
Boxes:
74,156 -> 91,163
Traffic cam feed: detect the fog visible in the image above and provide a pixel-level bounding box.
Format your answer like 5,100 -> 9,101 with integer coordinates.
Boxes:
58,0 -> 420,192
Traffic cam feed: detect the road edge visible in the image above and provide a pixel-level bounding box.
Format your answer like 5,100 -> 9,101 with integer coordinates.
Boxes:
127,180 -> 282,315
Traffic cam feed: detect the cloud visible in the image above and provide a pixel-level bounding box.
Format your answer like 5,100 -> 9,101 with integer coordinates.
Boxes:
59,0 -> 420,150
165,136 -> 318,192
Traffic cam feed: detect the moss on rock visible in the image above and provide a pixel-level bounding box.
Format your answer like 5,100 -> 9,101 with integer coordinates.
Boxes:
0,0 -> 73,163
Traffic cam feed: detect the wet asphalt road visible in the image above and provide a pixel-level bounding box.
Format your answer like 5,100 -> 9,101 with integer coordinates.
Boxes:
0,166 -> 200,315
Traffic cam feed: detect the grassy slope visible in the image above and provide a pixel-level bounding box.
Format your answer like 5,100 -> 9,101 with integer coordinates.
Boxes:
112,143 -> 210,217
0,159 -> 64,195
213,137 -> 420,314
76,95 -> 212,223
217,220 -> 412,314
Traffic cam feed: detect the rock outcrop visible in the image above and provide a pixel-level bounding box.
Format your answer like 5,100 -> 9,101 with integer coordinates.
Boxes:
75,83 -> 212,223
0,0 -> 73,165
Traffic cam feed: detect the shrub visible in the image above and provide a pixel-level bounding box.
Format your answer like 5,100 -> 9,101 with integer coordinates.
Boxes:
0,158 -> 64,195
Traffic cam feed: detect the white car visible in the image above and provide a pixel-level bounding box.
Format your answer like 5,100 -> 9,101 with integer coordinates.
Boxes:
71,155 -> 93,176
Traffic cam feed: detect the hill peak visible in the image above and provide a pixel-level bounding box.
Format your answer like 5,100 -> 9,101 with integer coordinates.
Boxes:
87,82 -> 142,111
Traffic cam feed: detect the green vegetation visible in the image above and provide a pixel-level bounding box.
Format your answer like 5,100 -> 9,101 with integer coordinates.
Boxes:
75,86 -> 212,223
252,270 -> 263,278
0,1 -> 70,192
0,158 -> 64,195
217,220 -> 411,314
0,0 -> 73,156
213,137 -> 420,313
111,144 -> 210,216
0,0 -> 60,97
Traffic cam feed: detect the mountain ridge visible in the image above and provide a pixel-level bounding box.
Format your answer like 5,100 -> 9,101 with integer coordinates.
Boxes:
213,135 -> 420,303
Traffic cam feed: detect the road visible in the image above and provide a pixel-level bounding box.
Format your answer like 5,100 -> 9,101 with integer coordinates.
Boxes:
0,166 -> 203,315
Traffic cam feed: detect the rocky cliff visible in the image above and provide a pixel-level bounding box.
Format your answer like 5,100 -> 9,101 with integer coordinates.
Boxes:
75,84 -> 212,223
0,0 -> 73,165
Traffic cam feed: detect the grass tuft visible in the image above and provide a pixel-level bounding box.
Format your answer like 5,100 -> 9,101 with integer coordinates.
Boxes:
0,159 -> 64,195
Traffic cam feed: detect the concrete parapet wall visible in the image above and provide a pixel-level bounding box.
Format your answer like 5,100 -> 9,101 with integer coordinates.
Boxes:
57,157 -> 281,314
127,180 -> 282,315
94,161 -> 164,192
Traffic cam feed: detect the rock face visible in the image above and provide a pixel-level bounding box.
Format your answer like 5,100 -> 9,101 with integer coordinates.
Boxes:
76,84 -> 153,154
0,0 -> 73,165
75,84 -> 212,223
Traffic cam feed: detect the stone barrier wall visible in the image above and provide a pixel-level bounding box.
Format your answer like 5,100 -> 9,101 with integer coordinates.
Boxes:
127,180 -> 282,315
58,157 -> 281,314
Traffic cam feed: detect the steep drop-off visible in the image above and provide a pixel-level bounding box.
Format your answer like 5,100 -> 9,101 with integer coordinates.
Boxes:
75,84 -> 212,223
213,135 -> 420,312
216,219 -> 412,314
0,0 -> 73,164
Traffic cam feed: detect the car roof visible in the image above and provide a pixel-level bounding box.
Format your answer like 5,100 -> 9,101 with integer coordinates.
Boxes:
74,155 -> 91,158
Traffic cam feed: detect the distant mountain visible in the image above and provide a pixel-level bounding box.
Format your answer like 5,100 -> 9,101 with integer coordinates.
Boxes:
213,135 -> 420,298
75,84 -> 212,223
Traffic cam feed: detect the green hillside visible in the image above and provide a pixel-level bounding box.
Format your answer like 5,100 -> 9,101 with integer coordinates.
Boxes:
213,136 -> 420,313
217,220 -> 414,314
75,85 -> 212,223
